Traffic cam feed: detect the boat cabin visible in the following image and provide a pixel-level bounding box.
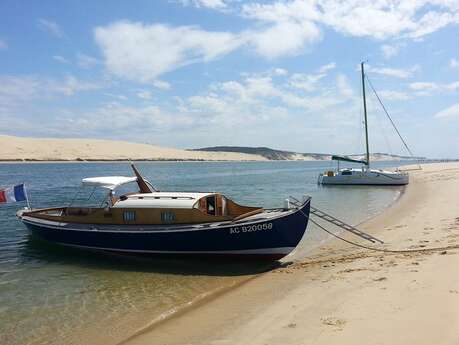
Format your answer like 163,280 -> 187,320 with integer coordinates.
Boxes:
22,174 -> 263,226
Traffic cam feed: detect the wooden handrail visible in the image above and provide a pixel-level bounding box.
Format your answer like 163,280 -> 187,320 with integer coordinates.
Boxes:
232,208 -> 263,222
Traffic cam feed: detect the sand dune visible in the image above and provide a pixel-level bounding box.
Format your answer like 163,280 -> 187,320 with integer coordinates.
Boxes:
0,135 -> 267,161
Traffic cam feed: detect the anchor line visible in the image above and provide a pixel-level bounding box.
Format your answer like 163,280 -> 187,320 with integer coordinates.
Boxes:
292,201 -> 459,255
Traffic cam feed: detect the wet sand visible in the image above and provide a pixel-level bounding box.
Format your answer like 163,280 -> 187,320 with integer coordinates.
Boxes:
124,162 -> 459,345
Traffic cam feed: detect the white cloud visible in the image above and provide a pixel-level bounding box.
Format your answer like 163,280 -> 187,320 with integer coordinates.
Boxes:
242,0 -> 319,23
194,69 -> 354,119
0,75 -> 102,107
90,1 -> 458,84
137,90 -> 153,100
409,80 -> 459,94
219,76 -> 279,100
450,58 -> 459,68
0,39 -> 7,50
336,74 -> 353,98
280,92 -> 342,111
242,1 -> 459,40
53,55 -> 70,64
0,75 -> 104,137
434,103 -> 459,118
59,103 -> 183,136
366,65 -> 419,79
94,21 -> 243,83
37,18 -> 64,38
445,81 -> 459,91
180,0 -> 229,9
104,93 -> 128,101
0,68 -> 381,152
77,53 -> 99,69
409,82 -> 438,91
273,68 -> 288,76
288,63 -> 335,92
152,80 -> 171,90
377,90 -> 411,101
53,75 -> 101,96
289,72 -> 325,92
318,62 -> 336,73
248,21 -> 321,59
407,9 -> 459,38
0,76 -> 42,109
381,44 -> 400,59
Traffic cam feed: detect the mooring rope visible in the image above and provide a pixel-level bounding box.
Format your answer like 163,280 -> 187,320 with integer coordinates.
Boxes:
310,217 -> 459,254
299,207 -> 459,255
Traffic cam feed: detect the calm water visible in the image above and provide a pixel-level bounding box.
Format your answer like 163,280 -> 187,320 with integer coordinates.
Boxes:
0,161 -> 407,344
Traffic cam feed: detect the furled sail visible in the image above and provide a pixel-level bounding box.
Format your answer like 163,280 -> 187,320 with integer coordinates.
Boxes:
331,155 -> 367,165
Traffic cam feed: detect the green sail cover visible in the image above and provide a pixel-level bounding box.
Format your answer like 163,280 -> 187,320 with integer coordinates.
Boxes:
331,155 -> 367,165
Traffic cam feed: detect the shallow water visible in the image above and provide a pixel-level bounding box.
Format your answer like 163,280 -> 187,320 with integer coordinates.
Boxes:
0,161 -> 407,344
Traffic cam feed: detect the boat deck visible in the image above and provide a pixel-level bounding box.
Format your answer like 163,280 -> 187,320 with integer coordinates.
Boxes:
21,208 -> 294,233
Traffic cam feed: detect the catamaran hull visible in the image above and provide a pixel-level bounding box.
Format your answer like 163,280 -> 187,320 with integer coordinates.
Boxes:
19,199 -> 310,261
318,170 -> 409,186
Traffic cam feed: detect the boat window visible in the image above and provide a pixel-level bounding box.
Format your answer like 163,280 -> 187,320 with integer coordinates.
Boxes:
341,170 -> 352,175
206,196 -> 216,216
161,211 -> 176,222
123,211 -> 136,222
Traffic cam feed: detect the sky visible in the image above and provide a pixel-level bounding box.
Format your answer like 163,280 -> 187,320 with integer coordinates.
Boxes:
0,0 -> 459,158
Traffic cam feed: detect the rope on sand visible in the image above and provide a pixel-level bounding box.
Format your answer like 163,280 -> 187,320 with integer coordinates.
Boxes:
290,197 -> 458,255
309,217 -> 459,255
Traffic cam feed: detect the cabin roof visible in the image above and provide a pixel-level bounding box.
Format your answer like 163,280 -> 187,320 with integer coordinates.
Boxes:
82,176 -> 137,190
112,192 -> 217,209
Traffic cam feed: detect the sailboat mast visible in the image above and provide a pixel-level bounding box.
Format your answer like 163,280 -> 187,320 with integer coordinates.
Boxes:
361,62 -> 370,168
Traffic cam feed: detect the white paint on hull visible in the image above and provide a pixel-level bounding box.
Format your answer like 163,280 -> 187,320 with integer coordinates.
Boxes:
318,168 -> 409,185
53,242 -> 295,256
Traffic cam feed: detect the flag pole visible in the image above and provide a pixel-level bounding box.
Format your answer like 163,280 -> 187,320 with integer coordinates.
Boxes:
24,183 -> 31,210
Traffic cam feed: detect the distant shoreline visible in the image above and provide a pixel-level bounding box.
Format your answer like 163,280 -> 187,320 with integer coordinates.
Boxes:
0,159 -> 453,164
0,159 -> 439,164
0,135 -> 436,163
0,159 -> 271,163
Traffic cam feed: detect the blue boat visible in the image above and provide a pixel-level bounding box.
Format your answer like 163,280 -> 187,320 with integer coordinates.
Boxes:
17,165 -> 310,260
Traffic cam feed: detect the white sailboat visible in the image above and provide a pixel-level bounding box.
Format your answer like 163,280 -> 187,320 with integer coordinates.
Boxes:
318,62 -> 409,186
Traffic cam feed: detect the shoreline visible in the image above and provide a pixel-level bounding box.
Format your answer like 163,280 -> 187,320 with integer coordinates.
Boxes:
122,162 -> 459,345
0,159 -> 435,164
111,166 -> 408,344
111,166 -> 407,344
0,134 -> 442,163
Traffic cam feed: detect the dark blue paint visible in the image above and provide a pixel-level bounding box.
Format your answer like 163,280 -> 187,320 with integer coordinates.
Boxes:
22,200 -> 310,260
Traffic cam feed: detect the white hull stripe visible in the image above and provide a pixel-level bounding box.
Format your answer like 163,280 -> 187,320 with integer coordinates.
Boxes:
58,243 -> 295,255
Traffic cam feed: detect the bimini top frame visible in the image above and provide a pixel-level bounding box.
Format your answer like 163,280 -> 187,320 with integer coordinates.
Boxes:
81,176 -> 138,190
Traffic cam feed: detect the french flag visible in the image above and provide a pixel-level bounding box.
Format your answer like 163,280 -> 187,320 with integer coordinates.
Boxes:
0,184 -> 27,204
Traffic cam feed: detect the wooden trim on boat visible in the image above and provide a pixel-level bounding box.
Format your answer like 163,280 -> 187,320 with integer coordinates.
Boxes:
232,208 -> 264,222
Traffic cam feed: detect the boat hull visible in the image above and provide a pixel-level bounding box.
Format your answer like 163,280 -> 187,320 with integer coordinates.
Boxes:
19,198 -> 311,261
318,169 -> 409,186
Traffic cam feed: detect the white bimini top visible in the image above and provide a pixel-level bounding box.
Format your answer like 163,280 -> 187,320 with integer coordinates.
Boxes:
112,192 -> 216,209
82,176 -> 137,190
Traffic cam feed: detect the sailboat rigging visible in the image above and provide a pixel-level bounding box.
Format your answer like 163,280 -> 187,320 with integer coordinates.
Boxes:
318,62 -> 410,186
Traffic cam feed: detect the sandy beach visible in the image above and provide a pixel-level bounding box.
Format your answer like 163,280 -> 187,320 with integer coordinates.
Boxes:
123,162 -> 459,345
0,135 -> 267,162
